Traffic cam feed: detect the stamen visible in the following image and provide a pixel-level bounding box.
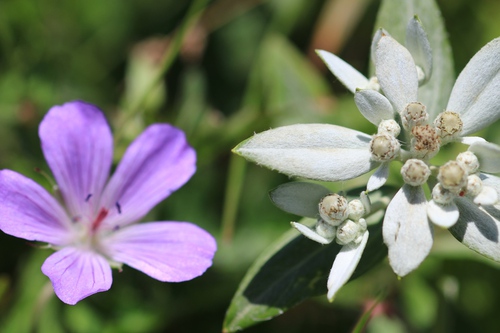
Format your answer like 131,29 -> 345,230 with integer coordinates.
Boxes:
85,194 -> 92,202
91,208 -> 109,232
116,202 -> 122,214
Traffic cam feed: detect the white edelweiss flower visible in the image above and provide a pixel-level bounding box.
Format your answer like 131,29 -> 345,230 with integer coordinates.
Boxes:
291,192 -> 370,301
428,151 -> 499,228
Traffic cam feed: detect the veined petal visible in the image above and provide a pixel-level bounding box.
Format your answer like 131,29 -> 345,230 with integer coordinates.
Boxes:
39,101 -> 113,218
316,50 -> 369,93
41,247 -> 112,305
101,124 -> 196,228
383,185 -> 433,277
367,162 -> 389,192
327,230 -> 369,301
233,124 -> 376,182
354,90 -> 395,125
375,35 -> 419,113
468,141 -> 500,173
447,37 -> 500,135
291,222 -> 332,245
427,200 -> 459,228
103,222 -> 216,282
0,170 -> 72,245
450,197 -> 500,262
406,16 -> 433,84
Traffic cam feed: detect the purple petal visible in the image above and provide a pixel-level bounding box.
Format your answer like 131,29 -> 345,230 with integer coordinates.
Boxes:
42,247 -> 112,305
39,101 -> 113,218
0,170 -> 72,245
101,124 -> 196,227
103,222 -> 216,282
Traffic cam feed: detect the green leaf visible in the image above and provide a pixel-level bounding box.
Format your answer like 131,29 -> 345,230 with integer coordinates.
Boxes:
269,182 -> 331,218
374,0 -> 454,119
222,220 -> 386,332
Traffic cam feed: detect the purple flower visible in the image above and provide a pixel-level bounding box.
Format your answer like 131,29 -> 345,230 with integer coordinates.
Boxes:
0,101 -> 217,305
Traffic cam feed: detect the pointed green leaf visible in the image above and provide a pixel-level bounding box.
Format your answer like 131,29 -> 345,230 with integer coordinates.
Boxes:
269,182 -> 331,218
222,221 -> 386,332
373,0 -> 454,119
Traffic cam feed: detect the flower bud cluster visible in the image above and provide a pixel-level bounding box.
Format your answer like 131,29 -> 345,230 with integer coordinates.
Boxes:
315,194 -> 368,245
432,151 -> 497,206
370,118 -> 401,162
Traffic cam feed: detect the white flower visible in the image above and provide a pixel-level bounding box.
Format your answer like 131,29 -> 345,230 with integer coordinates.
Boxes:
291,192 -> 370,301
375,34 -> 500,276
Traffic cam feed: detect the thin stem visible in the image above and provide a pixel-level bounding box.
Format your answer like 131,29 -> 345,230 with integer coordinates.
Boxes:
30,281 -> 54,333
221,154 -> 247,243
115,0 -> 209,143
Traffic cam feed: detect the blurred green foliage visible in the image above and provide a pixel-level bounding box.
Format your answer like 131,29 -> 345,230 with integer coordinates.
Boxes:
0,0 -> 499,332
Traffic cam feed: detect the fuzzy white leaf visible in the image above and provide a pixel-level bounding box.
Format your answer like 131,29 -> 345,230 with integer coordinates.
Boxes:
406,16 -> 432,84
450,197 -> 500,262
291,222 -> 332,245
469,141 -> 500,173
327,230 -> 369,301
427,200 -> 459,228
383,185 -> 433,277
447,37 -> 500,135
354,90 -> 395,125
234,124 -> 376,182
375,35 -> 419,113
474,186 -> 498,206
316,50 -> 369,94
367,163 -> 390,191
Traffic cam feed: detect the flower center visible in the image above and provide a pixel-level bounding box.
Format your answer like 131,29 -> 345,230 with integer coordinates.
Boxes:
410,125 -> 440,159
370,133 -> 400,162
437,161 -> 467,193
402,102 -> 428,130
401,159 -> 430,186
434,111 -> 463,142
91,208 -> 109,232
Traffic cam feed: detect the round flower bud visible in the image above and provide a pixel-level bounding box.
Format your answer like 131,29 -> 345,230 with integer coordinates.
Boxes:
456,151 -> 479,174
315,219 -> 337,240
366,76 -> 380,91
402,102 -> 428,130
336,220 -> 361,245
466,174 -> 483,197
378,119 -> 401,137
410,125 -> 441,159
370,133 -> 400,162
319,194 -> 349,226
431,183 -> 454,205
437,161 -> 468,193
401,159 -> 431,186
348,199 -> 365,221
434,111 -> 463,142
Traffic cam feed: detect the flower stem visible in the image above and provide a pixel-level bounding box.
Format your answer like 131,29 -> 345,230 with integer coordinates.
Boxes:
30,281 -> 54,333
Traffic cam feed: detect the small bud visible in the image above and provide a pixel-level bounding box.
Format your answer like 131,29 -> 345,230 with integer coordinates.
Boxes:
366,76 -> 380,91
411,125 -> 441,159
336,220 -> 361,245
315,219 -> 337,240
466,174 -> 483,197
438,161 -> 468,193
434,111 -> 463,143
432,183 -> 454,205
401,159 -> 431,186
370,133 -> 400,162
402,102 -> 428,130
348,199 -> 365,221
456,151 -> 479,174
319,194 -> 349,226
378,119 -> 401,137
